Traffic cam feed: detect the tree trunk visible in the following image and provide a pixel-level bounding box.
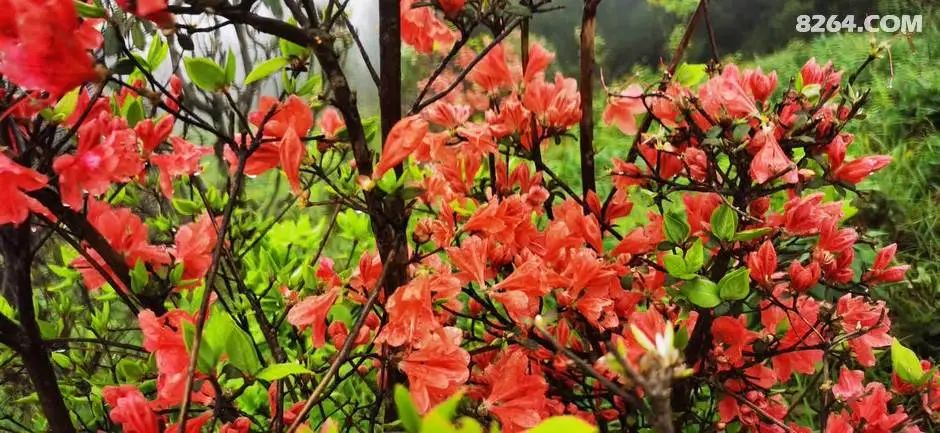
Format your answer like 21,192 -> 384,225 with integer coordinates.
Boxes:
578,0 -> 601,197
0,226 -> 76,433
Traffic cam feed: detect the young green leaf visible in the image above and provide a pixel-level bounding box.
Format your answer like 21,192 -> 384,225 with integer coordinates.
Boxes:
892,338 -> 924,385
527,416 -> 598,433
675,63 -> 708,87
685,239 -> 705,273
147,37 -> 169,71
129,260 -> 149,294
733,227 -> 772,242
394,385 -> 422,433
663,253 -> 688,279
255,362 -> 312,382
664,209 -> 691,244
183,57 -> 228,92
244,57 -> 289,86
710,204 -> 737,241
681,277 -> 720,308
224,49 -> 237,84
718,268 -> 751,301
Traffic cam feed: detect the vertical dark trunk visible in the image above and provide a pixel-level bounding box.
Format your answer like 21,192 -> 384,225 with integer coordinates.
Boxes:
578,0 -> 600,198
377,0 -> 411,415
379,0 -> 402,141
0,226 -> 76,433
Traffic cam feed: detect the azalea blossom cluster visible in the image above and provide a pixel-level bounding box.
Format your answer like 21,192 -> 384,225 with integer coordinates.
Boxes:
0,0 -> 930,433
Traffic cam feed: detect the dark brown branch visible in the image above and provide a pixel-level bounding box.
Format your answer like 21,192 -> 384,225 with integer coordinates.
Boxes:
578,0 -> 601,198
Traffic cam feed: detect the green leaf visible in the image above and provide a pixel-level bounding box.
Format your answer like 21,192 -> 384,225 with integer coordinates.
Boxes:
528,416 -> 598,433
395,385 -> 422,433
146,37 -> 169,71
684,239 -> 705,273
74,0 -> 106,18
425,391 -> 463,423
256,362 -> 312,381
224,49 -> 237,84
244,57 -> 289,86
122,97 -> 145,127
117,359 -> 145,382
279,37 -> 307,59
892,338 -> 925,385
663,253 -> 690,279
182,321 -> 219,373
298,75 -> 323,96
206,309 -> 262,374
53,87 -> 81,121
130,260 -> 149,293
733,227 -> 772,242
112,58 -> 137,75
675,63 -> 708,87
183,57 -> 228,92
681,277 -> 720,308
664,209 -> 691,244
718,268 -> 751,301
710,204 -> 737,241
51,353 -> 72,369
172,198 -> 201,215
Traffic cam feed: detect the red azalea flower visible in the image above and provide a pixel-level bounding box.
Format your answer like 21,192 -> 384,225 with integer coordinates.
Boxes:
482,350 -> 549,433
748,127 -> 796,184
400,327 -> 470,413
102,385 -> 161,433
400,0 -> 456,54
287,288 -> 340,348
72,200 -> 170,291
173,213 -> 219,288
0,0 -> 99,96
377,275 -> 440,347
53,116 -> 143,208
747,240 -> 778,288
0,153 -> 50,226
374,115 -> 429,178
468,43 -> 513,93
150,136 -> 211,199
219,417 -> 251,433
523,72 -> 581,130
603,84 -> 646,135
135,116 -> 175,156
836,294 -> 892,367
116,0 -> 174,27
864,243 -> 910,284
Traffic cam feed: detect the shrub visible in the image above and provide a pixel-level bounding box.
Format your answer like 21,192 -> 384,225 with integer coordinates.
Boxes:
0,1 -> 930,433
